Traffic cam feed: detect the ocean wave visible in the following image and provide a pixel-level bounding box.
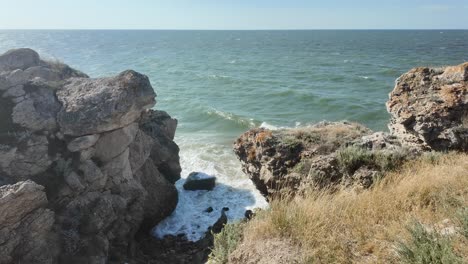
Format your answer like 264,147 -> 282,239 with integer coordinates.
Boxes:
205,108 -> 260,128
153,139 -> 268,241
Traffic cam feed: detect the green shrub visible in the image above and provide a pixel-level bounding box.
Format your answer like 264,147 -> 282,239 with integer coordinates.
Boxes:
209,222 -> 245,264
397,221 -> 462,264
337,146 -> 408,175
374,148 -> 408,171
456,208 -> 468,239
337,146 -> 374,174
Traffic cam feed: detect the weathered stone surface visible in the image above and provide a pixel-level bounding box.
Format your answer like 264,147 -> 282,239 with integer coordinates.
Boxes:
139,110 -> 178,140
387,63 -> 468,151
2,84 -> 25,98
0,181 -> 57,264
0,48 -> 181,263
134,160 -> 178,230
129,128 -> 154,172
67,134 -> 100,152
0,48 -> 41,72
11,83 -> 61,132
56,70 -> 156,136
3,135 -> 53,180
140,110 -> 181,183
94,123 -> 138,162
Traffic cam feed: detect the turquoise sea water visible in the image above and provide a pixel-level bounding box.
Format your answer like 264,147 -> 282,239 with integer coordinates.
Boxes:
2,30 -> 467,239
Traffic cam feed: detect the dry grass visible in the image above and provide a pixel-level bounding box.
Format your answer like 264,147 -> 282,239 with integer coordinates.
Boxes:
237,152 -> 468,263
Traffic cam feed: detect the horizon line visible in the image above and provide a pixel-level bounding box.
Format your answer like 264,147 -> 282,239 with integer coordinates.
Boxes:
0,28 -> 467,31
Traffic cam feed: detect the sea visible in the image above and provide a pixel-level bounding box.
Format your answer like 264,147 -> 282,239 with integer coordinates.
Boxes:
1,30 -> 467,241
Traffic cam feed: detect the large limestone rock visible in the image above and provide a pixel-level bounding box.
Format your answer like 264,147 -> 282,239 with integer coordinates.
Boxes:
57,70 -> 156,136
0,48 -> 181,263
387,63 -> 468,151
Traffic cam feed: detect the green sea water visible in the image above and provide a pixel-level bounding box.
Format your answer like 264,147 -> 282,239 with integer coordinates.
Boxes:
1,30 -> 467,239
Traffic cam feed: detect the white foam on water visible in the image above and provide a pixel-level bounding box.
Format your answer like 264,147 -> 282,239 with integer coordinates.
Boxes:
152,136 -> 268,241
260,122 -> 279,130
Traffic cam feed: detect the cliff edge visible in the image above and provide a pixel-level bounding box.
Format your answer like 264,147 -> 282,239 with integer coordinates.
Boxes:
0,48 -> 181,263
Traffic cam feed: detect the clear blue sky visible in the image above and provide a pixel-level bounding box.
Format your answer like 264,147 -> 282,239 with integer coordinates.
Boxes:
1,0 -> 467,29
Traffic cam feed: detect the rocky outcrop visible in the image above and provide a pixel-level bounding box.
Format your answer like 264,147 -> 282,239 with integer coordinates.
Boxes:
387,63 -> 468,151
0,48 -> 181,263
235,63 -> 468,198
234,122 -> 379,198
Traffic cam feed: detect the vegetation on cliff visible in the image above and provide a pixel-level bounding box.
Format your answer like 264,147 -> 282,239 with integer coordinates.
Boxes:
212,152 -> 468,263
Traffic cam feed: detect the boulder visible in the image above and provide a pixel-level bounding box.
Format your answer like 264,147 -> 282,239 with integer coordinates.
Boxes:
387,63 -> 468,151
56,70 -> 156,136
183,172 -> 216,191
0,48 -> 41,72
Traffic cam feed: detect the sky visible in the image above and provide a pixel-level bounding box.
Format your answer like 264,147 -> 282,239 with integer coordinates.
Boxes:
0,0 -> 467,30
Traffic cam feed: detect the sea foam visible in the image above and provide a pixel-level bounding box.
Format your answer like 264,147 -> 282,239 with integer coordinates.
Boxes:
153,136 -> 268,241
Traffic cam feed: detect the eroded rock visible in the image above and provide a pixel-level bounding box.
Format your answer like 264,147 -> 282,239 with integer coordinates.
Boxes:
56,70 -> 156,136
0,48 -> 181,263
387,63 -> 468,151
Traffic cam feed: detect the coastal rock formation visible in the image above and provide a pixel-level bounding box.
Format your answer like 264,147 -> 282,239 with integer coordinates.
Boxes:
0,48 -> 181,263
235,63 -> 468,198
387,63 -> 468,151
234,122 -> 377,198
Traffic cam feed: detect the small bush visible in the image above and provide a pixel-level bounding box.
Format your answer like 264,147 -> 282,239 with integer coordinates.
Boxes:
337,146 -> 408,175
337,145 -> 374,174
397,221 -> 462,264
456,208 -> 468,239
374,148 -> 408,171
209,222 -> 245,264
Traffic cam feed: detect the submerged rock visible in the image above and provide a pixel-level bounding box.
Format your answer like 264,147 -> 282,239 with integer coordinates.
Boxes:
0,48 -> 181,263
183,172 -> 216,191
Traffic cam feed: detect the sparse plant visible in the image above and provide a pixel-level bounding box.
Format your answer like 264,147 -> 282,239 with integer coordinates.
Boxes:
397,221 -> 462,264
209,222 -> 245,264
337,145 -> 408,175
455,208 -> 468,239
337,145 -> 373,174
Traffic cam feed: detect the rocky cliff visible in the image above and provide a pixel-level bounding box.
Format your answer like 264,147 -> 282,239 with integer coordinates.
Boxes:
0,48 -> 181,263
235,62 -> 468,199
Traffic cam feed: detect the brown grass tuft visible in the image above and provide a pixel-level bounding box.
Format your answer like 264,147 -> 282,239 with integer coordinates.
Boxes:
235,152 -> 468,263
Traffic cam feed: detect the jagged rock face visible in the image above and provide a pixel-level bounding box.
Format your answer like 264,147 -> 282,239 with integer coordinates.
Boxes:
0,49 -> 181,263
234,122 -> 372,198
387,63 -> 468,151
